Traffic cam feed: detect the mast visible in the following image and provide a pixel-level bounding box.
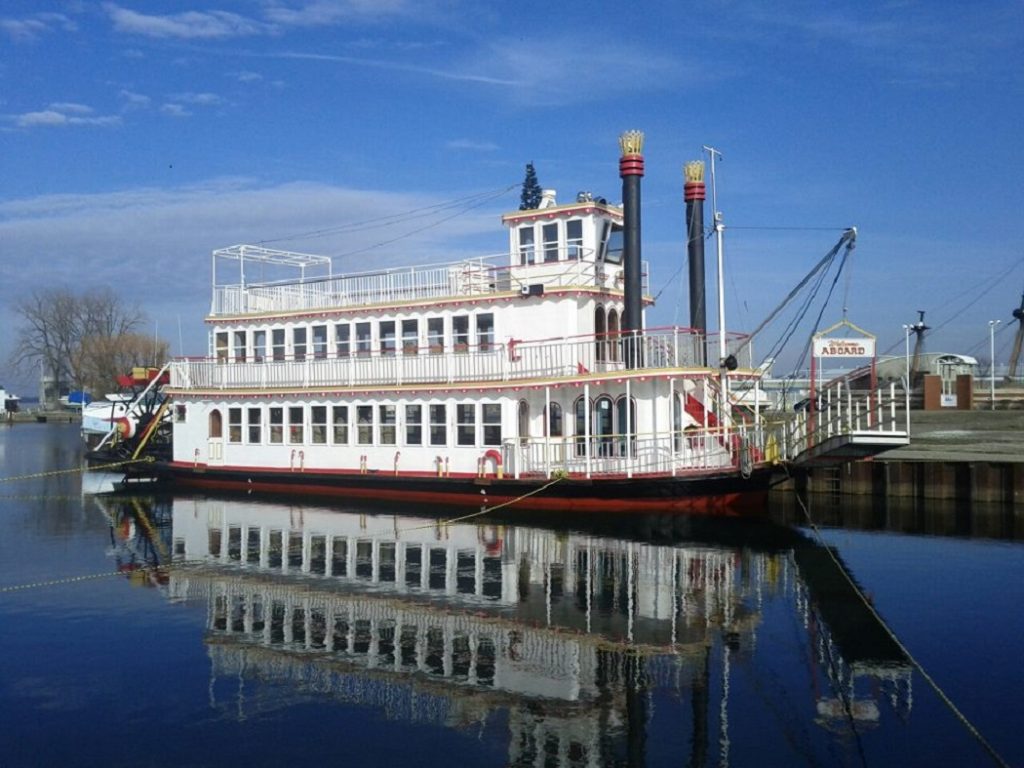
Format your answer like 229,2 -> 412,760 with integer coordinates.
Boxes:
703,145 -> 733,419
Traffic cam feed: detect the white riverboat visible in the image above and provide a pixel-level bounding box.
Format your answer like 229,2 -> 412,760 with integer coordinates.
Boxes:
147,133 -> 907,513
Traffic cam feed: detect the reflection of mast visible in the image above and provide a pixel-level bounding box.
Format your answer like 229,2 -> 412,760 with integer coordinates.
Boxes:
1005,291 -> 1024,381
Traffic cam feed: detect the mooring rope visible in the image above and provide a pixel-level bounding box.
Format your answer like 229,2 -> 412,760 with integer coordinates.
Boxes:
784,464 -> 1011,768
0,456 -> 154,485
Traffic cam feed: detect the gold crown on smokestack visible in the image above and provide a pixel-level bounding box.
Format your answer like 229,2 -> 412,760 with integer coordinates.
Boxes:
619,130 -> 644,156
684,161 -> 704,183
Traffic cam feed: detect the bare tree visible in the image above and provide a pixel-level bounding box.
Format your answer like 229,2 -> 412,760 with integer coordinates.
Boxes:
81,332 -> 170,396
9,288 -> 152,401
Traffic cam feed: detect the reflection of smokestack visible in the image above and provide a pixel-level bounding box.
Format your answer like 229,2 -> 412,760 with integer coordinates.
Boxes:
684,161 -> 707,365
619,130 -> 644,368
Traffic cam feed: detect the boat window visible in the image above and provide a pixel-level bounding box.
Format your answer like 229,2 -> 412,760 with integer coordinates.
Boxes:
335,323 -> 350,357
209,409 -> 223,439
311,406 -> 327,444
355,322 -> 372,357
379,405 -> 396,445
482,403 -> 501,446
272,329 -> 285,362
607,309 -> 620,362
427,318 -> 444,354
429,404 -> 446,446
616,396 -> 636,455
546,402 -> 563,437
405,405 -> 422,445
292,327 -> 307,362
312,325 -> 328,359
566,220 -> 583,260
402,320 -> 418,355
356,406 -> 373,444
233,331 -> 247,363
215,332 -> 229,363
253,330 -> 266,363
517,400 -> 529,444
175,404 -> 187,423
573,397 -> 587,456
453,316 -> 470,352
456,403 -> 476,446
288,406 -> 304,444
380,321 -> 396,356
672,393 -> 683,451
602,223 -> 624,264
595,306 -> 606,362
228,408 -> 242,443
518,226 -> 535,266
594,396 -> 614,456
247,407 -> 262,444
477,314 -> 494,352
269,407 -> 283,443
332,405 -> 348,444
542,222 -> 559,262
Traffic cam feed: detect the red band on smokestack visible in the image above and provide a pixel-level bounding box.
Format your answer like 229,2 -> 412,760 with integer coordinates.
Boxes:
684,181 -> 706,202
619,154 -> 645,177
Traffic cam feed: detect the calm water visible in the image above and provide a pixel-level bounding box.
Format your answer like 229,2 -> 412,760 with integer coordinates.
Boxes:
1,423 -> 1022,768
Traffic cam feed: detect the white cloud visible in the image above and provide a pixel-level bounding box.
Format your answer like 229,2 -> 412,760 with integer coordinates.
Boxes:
48,102 -> 93,115
446,139 -> 499,152
104,4 -> 268,39
119,90 -> 151,110
233,71 -> 263,83
11,106 -> 120,129
262,0 -> 414,27
170,92 -> 223,106
0,12 -> 76,41
160,103 -> 191,118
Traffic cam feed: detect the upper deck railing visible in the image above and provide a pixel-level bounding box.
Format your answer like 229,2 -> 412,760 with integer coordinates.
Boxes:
169,327 -> 719,392
210,249 -> 648,317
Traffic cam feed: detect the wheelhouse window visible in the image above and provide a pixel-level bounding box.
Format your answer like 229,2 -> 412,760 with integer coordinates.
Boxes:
477,313 -> 494,352
233,331 -> 247,363
288,406 -> 304,443
269,407 -> 283,444
271,329 -> 285,362
379,405 -> 396,445
228,407 -> 242,443
355,322 -> 371,357
292,327 -> 307,362
453,316 -> 470,352
380,321 -> 396,356
310,406 -> 327,444
332,405 -> 349,444
401,320 -> 418,354
602,223 -> 624,264
335,323 -> 350,357
429,404 -> 447,446
428,318 -> 444,353
247,407 -> 262,444
356,406 -> 373,444
542,222 -> 559,263
566,220 -> 583,259
405,405 -> 423,445
456,404 -> 476,446
518,226 -> 535,265
253,330 -> 266,362
215,332 -> 229,363
482,404 -> 501,446
312,325 -> 328,359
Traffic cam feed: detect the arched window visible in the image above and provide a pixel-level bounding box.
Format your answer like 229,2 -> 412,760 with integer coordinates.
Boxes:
616,396 -> 636,456
673,392 -> 684,451
607,308 -> 620,362
594,306 -> 606,362
574,396 -> 589,456
594,395 -> 614,456
209,409 -> 223,439
545,402 -> 563,437
518,400 -> 530,445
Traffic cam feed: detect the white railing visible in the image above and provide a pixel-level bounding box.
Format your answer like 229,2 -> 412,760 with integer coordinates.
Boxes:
210,254 -> 650,316
774,380 -> 908,461
169,328 -> 708,391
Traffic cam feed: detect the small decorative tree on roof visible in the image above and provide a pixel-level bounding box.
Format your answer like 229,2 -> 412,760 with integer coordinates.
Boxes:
519,162 -> 542,210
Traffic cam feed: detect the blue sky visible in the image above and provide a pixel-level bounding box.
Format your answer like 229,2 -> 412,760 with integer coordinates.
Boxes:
2,1 -> 1023,392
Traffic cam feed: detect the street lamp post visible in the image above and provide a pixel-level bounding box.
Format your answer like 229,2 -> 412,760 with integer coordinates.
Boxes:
901,324 -> 912,418
989,320 -> 1001,410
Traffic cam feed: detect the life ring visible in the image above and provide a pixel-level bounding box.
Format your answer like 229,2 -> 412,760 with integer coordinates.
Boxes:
481,449 -> 503,479
113,416 -> 136,439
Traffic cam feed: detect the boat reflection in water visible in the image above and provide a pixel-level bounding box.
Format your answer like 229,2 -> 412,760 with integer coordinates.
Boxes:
96,495 -> 913,766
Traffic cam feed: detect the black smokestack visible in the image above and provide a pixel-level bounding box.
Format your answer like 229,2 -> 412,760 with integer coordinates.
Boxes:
684,161 -> 707,365
619,130 -> 644,368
